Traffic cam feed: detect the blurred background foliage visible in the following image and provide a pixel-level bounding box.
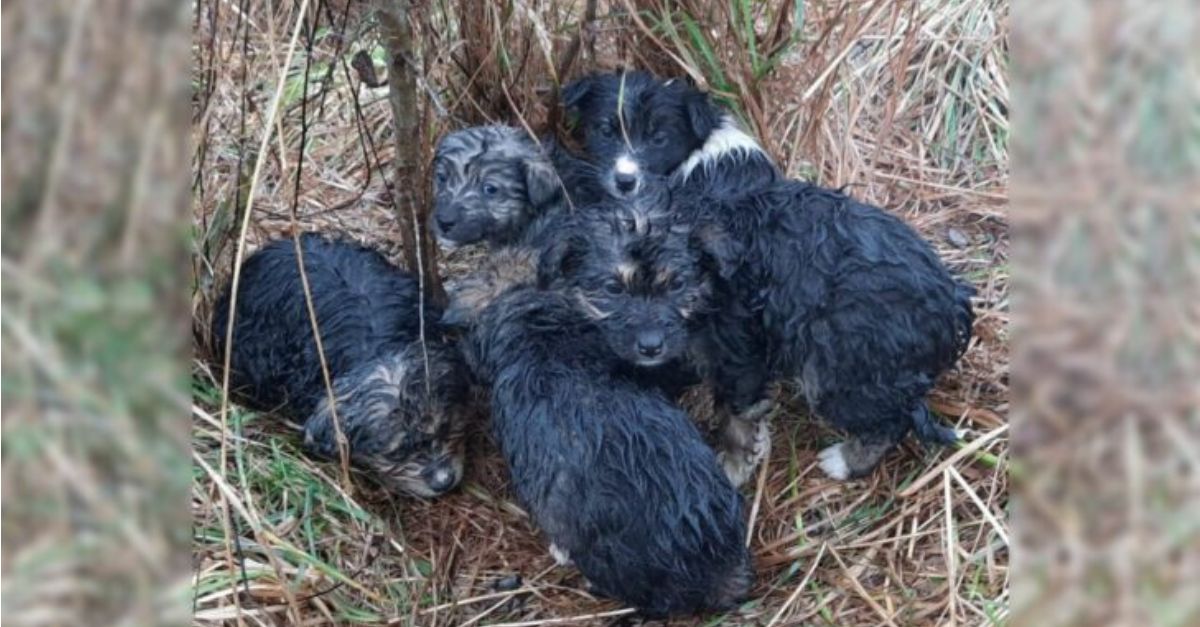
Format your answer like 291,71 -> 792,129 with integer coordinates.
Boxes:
2,0 -> 192,624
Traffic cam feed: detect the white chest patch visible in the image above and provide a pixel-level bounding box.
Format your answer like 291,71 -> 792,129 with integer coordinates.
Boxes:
676,117 -> 766,180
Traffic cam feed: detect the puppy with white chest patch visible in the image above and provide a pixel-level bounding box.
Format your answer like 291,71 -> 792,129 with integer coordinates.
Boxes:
564,71 -> 974,486
563,71 -> 780,200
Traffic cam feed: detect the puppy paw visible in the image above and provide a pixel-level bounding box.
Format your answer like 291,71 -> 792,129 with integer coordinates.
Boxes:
741,398 -> 775,421
718,419 -> 771,487
817,443 -> 851,481
548,543 -> 572,566
718,451 -> 757,488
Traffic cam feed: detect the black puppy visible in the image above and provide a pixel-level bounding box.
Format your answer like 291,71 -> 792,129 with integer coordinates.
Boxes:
564,71 -> 974,485
533,177 -> 725,392
211,233 -> 470,497
462,285 -> 752,617
563,70 -> 779,200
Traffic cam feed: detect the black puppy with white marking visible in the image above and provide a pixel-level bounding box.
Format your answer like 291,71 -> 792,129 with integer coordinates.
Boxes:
461,283 -> 752,618
563,71 -> 779,200
211,234 -> 470,497
564,71 -> 974,485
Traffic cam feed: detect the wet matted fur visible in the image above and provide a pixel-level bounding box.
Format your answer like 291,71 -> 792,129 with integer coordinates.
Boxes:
563,70 -> 779,201
533,176 -> 726,397
432,125 -> 605,251
563,71 -> 974,485
463,285 -> 752,618
211,233 -> 470,497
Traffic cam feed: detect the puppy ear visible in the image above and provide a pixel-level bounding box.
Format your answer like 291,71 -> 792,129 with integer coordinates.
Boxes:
562,76 -> 593,110
690,222 -> 742,281
301,412 -> 338,460
684,90 -> 721,141
521,158 -> 562,209
537,234 -> 590,288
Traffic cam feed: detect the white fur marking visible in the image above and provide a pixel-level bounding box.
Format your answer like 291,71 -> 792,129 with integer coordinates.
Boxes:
549,543 -> 571,566
676,116 -> 766,180
818,443 -> 851,481
615,155 -> 639,175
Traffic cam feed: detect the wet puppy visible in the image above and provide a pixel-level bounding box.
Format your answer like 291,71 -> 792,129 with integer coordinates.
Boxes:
211,234 -> 470,497
432,125 -> 603,251
463,285 -> 752,618
564,71 -> 974,485
562,70 -> 779,200
533,178 -> 724,395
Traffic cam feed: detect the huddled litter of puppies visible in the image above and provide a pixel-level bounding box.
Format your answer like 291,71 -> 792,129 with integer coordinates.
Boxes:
210,70 -> 975,618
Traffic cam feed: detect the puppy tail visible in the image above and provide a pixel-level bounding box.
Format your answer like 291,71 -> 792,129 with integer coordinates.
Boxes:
912,402 -> 959,446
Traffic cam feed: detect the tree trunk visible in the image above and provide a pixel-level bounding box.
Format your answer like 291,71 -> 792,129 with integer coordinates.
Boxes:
373,0 -> 445,305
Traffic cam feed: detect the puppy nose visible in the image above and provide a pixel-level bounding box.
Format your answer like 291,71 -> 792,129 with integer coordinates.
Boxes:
422,464 -> 459,494
436,213 -> 457,233
636,330 -> 664,357
614,172 -> 638,194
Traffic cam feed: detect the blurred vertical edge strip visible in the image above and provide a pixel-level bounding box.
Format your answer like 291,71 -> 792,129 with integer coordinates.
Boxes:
1,1 -> 193,625
1011,1 -> 1200,626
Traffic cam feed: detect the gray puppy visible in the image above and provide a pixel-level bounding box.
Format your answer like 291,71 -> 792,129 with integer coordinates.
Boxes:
432,126 -> 565,251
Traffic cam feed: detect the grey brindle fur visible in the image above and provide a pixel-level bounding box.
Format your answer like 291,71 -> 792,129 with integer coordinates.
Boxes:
432,126 -> 565,250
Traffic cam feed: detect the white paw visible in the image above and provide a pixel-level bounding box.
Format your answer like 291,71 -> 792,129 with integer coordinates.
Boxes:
549,543 -> 571,566
818,443 -> 851,481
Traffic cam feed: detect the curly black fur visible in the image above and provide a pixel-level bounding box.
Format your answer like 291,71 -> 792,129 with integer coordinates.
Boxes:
463,286 -> 752,617
682,183 -> 974,479
530,177 -> 720,396
563,71 -> 975,482
563,71 -> 779,200
211,233 -> 470,497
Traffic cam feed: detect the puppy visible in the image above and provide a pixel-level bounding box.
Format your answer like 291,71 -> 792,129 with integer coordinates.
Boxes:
564,71 -> 974,485
432,125 -> 605,251
563,70 -> 779,200
462,285 -> 752,617
211,233 -> 470,497
533,177 -> 721,394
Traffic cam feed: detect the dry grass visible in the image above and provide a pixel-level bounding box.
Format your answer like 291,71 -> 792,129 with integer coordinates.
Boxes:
191,0 -> 1008,624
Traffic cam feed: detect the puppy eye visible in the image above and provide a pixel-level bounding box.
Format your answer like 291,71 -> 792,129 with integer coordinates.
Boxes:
668,276 -> 686,292
651,132 -> 669,147
482,182 -> 499,196
603,279 -> 624,295
435,170 -> 449,186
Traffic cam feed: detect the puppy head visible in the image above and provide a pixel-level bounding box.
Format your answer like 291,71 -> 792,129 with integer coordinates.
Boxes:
303,345 -> 470,498
539,207 -> 717,368
432,126 -> 562,250
563,71 -> 720,198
